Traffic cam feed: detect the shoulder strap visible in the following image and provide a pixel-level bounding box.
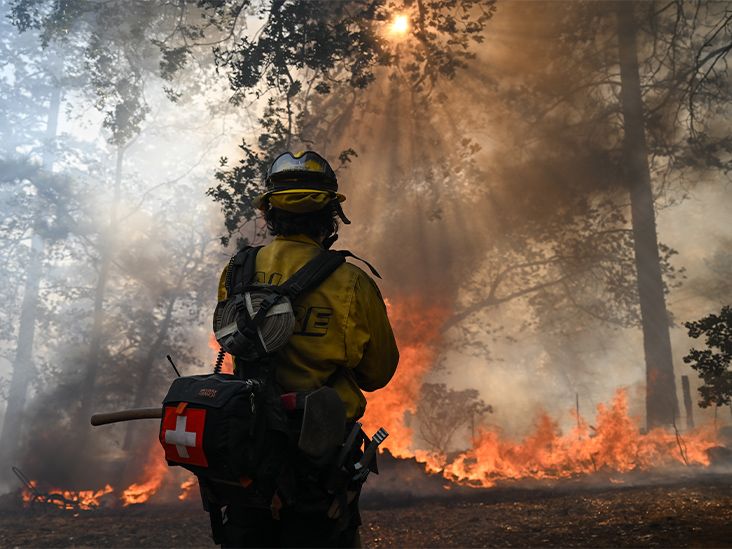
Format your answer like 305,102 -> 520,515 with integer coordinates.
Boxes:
337,250 -> 381,279
226,246 -> 381,303
277,248 -> 382,301
278,250 -> 347,301
226,245 -> 263,297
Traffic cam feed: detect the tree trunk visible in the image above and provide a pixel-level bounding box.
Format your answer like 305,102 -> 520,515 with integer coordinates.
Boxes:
0,231 -> 45,469
76,146 -> 124,429
615,2 -> 678,429
681,375 -> 694,430
122,297 -> 177,452
111,297 -> 178,488
0,86 -> 61,468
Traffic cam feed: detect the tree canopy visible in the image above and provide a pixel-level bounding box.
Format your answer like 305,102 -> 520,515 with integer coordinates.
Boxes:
684,306 -> 732,408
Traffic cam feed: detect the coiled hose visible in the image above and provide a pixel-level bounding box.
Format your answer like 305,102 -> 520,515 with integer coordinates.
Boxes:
214,290 -> 296,363
238,290 -> 296,360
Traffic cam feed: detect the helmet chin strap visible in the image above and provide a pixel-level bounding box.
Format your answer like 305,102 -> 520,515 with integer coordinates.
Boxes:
323,199 -> 350,249
333,199 -> 351,225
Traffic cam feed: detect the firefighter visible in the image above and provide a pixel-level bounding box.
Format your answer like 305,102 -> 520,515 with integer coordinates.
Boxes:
216,150 -> 399,547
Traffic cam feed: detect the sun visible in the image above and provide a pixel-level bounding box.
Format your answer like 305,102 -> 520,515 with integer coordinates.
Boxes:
389,14 -> 410,37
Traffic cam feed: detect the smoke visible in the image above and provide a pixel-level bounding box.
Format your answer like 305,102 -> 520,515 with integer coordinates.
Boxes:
0,0 -> 730,496
328,1 -> 732,439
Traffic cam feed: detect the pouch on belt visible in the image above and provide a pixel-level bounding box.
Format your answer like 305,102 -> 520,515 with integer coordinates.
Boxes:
297,386 -> 346,465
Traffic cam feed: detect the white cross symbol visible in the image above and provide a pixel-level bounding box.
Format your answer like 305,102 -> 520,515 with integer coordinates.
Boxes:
165,415 -> 197,459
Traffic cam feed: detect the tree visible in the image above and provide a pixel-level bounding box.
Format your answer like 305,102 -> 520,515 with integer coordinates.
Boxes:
444,0 -> 732,427
616,1 -> 679,428
116,207 -> 219,460
416,382 -> 492,457
11,0 -> 732,446
5,0 -> 245,482
693,239 -> 732,303
203,1 -> 731,431
204,0 -> 494,245
9,0 -> 214,437
0,0 -> 70,468
0,164 -> 58,470
683,306 -> 732,408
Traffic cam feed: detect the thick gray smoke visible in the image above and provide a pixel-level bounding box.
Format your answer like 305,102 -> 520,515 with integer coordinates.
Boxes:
0,0 -> 730,497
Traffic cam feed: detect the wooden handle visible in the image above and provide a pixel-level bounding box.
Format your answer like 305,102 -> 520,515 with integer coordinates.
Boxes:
91,407 -> 162,426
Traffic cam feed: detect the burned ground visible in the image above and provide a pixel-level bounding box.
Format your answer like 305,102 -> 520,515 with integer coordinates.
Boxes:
0,476 -> 730,548
363,477 -> 732,548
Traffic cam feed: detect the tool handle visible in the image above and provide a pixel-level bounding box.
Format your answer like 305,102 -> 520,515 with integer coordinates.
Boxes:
336,422 -> 363,468
90,407 -> 162,426
356,428 -> 388,472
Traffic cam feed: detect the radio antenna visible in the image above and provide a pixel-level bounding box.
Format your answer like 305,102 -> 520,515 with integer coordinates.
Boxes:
166,354 -> 181,377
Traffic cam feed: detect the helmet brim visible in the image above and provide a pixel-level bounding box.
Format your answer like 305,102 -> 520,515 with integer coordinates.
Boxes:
253,189 -> 346,211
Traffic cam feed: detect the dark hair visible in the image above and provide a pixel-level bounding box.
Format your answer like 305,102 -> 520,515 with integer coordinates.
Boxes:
264,205 -> 339,240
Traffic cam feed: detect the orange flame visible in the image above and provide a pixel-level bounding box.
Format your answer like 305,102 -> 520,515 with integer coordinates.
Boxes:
440,390 -> 717,487
26,299 -> 720,509
21,481 -> 114,511
363,297 -> 719,487
121,450 -> 168,506
361,296 -> 448,457
178,476 -> 197,501
20,481 -> 36,505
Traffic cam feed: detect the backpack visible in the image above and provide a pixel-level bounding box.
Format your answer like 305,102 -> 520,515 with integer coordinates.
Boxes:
158,246 -> 353,504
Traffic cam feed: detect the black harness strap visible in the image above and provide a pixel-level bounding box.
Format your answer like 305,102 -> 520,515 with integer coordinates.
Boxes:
338,250 -> 381,279
279,251 -> 347,301
226,247 -> 381,303
224,249 -> 347,350
228,246 -> 263,296
241,252 -> 346,338
242,292 -> 286,335
225,247 -> 381,337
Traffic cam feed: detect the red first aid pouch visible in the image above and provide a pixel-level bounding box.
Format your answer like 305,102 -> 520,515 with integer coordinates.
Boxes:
159,373 -> 288,494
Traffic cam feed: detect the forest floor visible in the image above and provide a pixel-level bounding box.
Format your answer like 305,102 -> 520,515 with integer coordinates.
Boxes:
0,475 -> 731,548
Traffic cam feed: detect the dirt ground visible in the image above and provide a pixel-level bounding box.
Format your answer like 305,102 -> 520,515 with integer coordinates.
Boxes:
1,476 -> 731,548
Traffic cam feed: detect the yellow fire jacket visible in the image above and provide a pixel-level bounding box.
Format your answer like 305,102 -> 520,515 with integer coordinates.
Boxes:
217,234 -> 399,420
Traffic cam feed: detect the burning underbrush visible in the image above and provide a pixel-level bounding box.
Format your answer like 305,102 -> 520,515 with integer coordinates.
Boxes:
8,297 -> 727,512
360,389 -> 722,504
10,459 -> 196,513
12,391 -> 722,513
439,391 -> 718,488
365,297 -> 721,489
